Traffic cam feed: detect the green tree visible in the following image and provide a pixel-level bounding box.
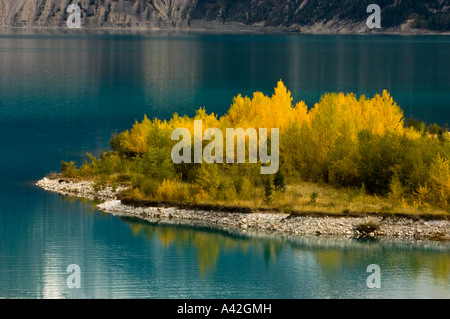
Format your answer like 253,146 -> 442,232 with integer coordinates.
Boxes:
273,169 -> 286,192
61,161 -> 78,178
264,178 -> 273,204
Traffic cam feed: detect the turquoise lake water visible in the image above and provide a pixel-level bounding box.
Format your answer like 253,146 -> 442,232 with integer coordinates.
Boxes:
0,31 -> 449,298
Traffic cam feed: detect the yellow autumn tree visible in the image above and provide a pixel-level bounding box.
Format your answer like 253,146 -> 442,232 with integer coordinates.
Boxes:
120,115 -> 152,157
428,155 -> 450,207
360,90 -> 405,136
224,80 -> 296,131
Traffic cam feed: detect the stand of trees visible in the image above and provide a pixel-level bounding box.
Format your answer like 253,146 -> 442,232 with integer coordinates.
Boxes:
61,81 -> 450,210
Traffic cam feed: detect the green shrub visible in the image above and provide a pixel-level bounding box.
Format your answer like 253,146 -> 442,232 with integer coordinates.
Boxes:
388,175 -> 405,204
240,177 -> 253,199
61,161 -> 78,178
93,175 -> 108,192
310,192 -> 318,204
217,176 -> 237,201
157,179 -> 189,201
138,178 -> 159,198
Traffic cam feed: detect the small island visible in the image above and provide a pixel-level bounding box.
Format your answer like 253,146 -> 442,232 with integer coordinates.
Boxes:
37,81 -> 450,241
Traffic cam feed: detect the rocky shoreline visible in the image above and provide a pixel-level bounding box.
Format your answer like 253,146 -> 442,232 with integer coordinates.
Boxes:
36,177 -> 127,201
36,177 -> 450,242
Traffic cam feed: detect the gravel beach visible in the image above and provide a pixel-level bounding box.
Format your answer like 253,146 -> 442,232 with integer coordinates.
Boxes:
36,177 -> 450,242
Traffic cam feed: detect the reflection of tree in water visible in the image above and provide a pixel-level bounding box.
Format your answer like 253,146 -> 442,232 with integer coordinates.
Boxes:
315,250 -> 358,273
311,239 -> 450,285
312,238 -> 378,277
122,217 -> 450,284
264,243 -> 283,265
431,254 -> 450,283
122,217 -> 284,275
400,251 -> 450,284
60,195 -> 103,211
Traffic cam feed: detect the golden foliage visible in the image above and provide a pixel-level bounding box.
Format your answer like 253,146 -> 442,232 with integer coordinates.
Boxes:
71,81 -> 450,212
120,115 -> 152,156
157,179 -> 189,201
429,155 -> 450,207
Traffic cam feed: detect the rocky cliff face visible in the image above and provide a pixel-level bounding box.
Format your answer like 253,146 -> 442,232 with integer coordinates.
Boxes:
0,0 -> 449,32
0,0 -> 197,29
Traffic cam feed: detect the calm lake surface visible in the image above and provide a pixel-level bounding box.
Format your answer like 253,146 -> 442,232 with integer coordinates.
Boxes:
0,31 -> 449,298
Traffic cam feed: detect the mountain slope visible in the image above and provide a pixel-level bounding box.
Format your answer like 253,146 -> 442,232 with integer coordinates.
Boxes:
0,0 -> 448,32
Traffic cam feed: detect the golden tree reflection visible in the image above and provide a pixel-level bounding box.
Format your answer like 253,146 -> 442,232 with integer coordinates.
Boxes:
313,239 -> 450,285
122,217 -> 449,284
122,217 -> 284,275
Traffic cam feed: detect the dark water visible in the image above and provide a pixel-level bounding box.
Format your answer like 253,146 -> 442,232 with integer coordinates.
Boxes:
0,31 -> 449,298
